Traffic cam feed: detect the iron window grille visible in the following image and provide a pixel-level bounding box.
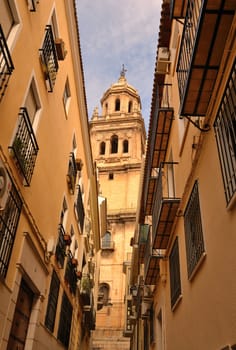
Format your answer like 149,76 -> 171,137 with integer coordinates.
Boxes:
184,181 -> 205,279
169,237 -> 181,308
45,270 -> 60,332
9,107 -> 39,186
214,60 -> 236,205
67,152 -> 77,194
57,292 -> 72,348
55,224 -> 67,268
0,24 -> 14,102
0,179 -> 22,278
75,185 -> 85,232
176,0 -> 201,103
39,25 -> 58,92
64,252 -> 78,295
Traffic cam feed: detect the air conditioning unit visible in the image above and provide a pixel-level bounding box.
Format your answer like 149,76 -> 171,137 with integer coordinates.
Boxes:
156,47 -> 171,74
0,159 -> 11,211
55,38 -> 67,60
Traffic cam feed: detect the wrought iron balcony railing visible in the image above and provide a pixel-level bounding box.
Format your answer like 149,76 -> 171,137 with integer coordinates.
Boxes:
80,274 -> 92,306
176,0 -> 236,116
67,152 -> 77,194
0,25 -> 14,102
83,306 -> 96,331
152,163 -> 180,250
9,108 -> 39,186
144,230 -> 162,285
64,252 -> 78,295
138,224 -> 149,264
55,224 -> 68,269
39,25 -> 58,92
142,84 -> 174,217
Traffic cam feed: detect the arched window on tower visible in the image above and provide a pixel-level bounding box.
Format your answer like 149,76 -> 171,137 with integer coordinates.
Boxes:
102,231 -> 112,249
98,283 -> 110,308
100,141 -> 106,155
128,101 -> 132,113
115,98 -> 120,111
111,135 -> 118,153
123,139 -> 129,153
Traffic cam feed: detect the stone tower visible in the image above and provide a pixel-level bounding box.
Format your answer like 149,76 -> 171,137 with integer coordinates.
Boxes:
90,68 -> 146,349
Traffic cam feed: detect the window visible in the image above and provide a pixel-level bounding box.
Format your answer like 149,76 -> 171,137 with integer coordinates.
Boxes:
184,181 -> 205,279
115,98 -> 120,111
98,283 -> 110,306
57,292 -> 72,348
123,139 -> 129,153
45,270 -> 60,332
169,237 -> 181,308
108,173 -> 114,180
214,60 -> 236,205
0,0 -> 19,39
0,0 -> 14,38
0,177 -> 22,278
63,78 -> 71,115
25,78 -> 41,128
102,231 -> 113,249
128,101 -> 132,113
100,141 -> 106,155
111,135 -> 118,153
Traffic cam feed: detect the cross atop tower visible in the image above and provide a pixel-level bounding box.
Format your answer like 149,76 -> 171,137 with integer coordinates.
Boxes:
120,64 -> 127,77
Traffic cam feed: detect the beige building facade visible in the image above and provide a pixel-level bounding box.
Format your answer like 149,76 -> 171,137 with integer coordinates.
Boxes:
0,1 -> 102,349
90,71 -> 146,349
127,1 -> 236,350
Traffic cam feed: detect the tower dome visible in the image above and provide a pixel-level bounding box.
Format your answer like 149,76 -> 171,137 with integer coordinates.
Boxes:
95,67 -> 142,118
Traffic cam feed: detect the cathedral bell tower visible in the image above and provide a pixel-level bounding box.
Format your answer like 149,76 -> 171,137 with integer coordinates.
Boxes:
90,68 -> 146,350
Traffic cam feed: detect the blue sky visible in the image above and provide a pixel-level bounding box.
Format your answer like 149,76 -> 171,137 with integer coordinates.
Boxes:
76,1 -> 162,130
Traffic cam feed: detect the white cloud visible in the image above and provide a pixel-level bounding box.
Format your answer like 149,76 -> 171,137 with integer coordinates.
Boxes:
76,0 -> 162,129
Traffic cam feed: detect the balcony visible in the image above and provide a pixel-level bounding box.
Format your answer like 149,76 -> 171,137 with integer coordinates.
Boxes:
176,0 -> 236,116
0,25 -> 14,102
55,224 -> 68,269
80,274 -> 93,306
9,108 -> 39,186
144,230 -> 162,285
138,224 -> 149,264
152,163 -> 180,250
83,306 -> 96,331
142,84 -> 174,218
123,298 -> 134,338
64,252 -> 78,295
67,152 -> 77,194
39,25 -> 58,92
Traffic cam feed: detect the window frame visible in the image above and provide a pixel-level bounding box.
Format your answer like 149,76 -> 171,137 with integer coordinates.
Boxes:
214,59 -> 236,206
